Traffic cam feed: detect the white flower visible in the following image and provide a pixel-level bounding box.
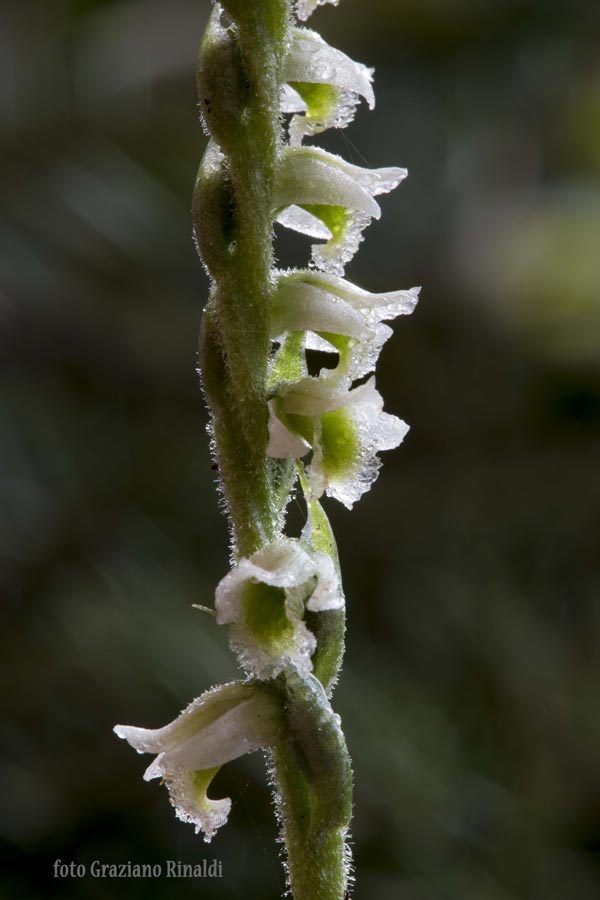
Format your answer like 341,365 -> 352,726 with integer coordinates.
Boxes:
274,146 -> 407,275
296,0 -> 339,22
271,270 -> 420,379
215,537 -> 342,679
114,682 -> 282,842
267,375 -> 409,508
282,28 -> 374,145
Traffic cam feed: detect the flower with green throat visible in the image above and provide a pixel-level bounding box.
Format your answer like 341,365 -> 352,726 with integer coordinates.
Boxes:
115,1 -> 418,896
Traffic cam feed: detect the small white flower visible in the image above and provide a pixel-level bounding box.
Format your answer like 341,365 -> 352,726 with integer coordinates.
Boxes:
267,375 -> 409,508
271,270 -> 420,379
215,537 -> 342,679
283,28 -> 374,145
296,0 -> 340,22
274,146 -> 407,275
114,682 -> 282,842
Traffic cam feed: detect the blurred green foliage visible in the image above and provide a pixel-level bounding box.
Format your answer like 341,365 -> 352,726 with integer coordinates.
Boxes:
1,1 -> 599,898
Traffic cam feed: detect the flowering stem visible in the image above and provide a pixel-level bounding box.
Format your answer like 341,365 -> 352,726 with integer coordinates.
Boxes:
116,3 -> 415,897
195,2 -> 351,896
272,673 -> 353,900
195,0 -> 290,556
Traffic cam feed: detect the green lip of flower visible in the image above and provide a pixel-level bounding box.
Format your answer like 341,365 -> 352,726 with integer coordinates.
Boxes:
114,682 -> 282,842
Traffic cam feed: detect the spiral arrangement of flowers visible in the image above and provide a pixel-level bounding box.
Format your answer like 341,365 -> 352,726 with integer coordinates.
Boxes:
115,2 -> 418,897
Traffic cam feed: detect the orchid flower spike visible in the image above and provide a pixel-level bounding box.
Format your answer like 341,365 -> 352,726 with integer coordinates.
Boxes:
114,682 -> 282,842
215,537 -> 342,679
120,0 -> 421,894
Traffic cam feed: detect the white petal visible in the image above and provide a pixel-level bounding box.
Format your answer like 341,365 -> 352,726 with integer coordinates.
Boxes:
306,552 -> 344,611
286,29 -> 375,110
114,682 -> 258,755
281,375 -> 351,417
274,149 -> 406,274
283,271 -> 420,323
114,684 -> 282,842
147,759 -> 231,842
304,331 -> 339,353
266,399 -> 311,458
296,0 -> 340,21
216,539 -> 317,618
155,695 -> 281,772
312,210 -> 371,276
271,281 -> 368,340
169,770 -> 231,842
285,147 -> 407,198
275,149 -> 381,219
275,204 -> 333,240
281,83 -> 307,114
347,322 -> 393,378
284,28 -> 375,143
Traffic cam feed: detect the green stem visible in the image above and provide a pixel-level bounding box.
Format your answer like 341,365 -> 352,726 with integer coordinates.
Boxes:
272,672 -> 353,900
194,0 -> 290,556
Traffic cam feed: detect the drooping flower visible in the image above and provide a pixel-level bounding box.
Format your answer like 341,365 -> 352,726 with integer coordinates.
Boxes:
270,270 -> 420,379
282,28 -> 374,145
114,682 -> 282,842
267,375 -> 409,508
274,146 -> 407,275
215,537 -> 342,679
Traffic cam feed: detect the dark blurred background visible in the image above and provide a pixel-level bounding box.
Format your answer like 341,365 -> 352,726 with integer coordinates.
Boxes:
2,0 -> 600,897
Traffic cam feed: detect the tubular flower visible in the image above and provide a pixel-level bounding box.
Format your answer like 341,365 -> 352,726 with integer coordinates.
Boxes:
215,537 -> 342,679
274,146 -> 406,275
282,28 -> 374,145
271,270 -> 420,379
114,683 -> 282,842
267,375 -> 409,508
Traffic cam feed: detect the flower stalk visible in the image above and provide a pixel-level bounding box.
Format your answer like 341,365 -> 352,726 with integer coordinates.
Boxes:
115,2 -> 418,898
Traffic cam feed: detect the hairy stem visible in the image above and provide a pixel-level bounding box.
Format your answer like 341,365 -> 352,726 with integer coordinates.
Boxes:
195,1 -> 290,556
272,673 -> 353,900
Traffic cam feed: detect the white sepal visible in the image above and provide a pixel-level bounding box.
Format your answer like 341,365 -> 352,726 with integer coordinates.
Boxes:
271,280 -> 368,341
267,398 -> 310,457
284,28 -> 374,144
276,204 -> 333,240
272,272 -> 420,374
296,0 -> 340,22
